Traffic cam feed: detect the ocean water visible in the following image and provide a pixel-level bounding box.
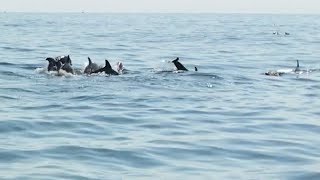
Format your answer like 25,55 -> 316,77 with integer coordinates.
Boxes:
0,13 -> 320,179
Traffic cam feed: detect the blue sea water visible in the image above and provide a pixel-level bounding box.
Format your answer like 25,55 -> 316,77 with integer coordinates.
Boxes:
0,13 -> 320,179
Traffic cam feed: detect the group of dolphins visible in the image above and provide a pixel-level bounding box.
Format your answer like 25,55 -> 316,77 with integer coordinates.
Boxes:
46,55 -> 126,75
45,56 -> 196,75
46,55 -> 315,77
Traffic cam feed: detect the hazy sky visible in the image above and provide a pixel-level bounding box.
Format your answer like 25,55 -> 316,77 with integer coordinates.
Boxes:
0,0 -> 319,13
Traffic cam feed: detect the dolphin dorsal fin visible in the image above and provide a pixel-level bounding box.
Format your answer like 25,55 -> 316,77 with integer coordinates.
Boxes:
105,60 -> 112,69
67,55 -> 72,64
295,60 -> 300,72
88,57 -> 92,65
172,57 -> 179,63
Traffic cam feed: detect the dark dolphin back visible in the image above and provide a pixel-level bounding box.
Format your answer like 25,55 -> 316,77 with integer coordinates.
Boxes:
84,57 -> 100,74
62,63 -> 74,74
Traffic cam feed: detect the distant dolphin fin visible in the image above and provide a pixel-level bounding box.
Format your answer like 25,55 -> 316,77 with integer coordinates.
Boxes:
295,60 -> 300,72
88,57 -> 92,65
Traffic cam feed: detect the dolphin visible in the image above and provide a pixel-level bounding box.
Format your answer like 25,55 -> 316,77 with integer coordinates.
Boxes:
84,57 -> 100,74
172,57 -> 188,71
46,57 -> 61,71
93,60 -> 119,75
56,55 -> 72,66
61,56 -> 74,74
265,60 -> 307,76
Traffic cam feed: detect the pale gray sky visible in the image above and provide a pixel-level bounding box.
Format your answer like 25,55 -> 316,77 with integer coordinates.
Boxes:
0,0 -> 319,13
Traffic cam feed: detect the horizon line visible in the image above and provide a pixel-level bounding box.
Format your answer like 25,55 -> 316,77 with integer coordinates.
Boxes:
1,11 -> 320,15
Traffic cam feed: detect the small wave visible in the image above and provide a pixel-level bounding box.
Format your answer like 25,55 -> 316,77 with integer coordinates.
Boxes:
20,64 -> 39,70
291,172 -> 320,180
0,62 -> 38,70
0,150 -> 27,162
0,87 -> 35,93
0,71 -> 27,78
218,50 -> 235,54
0,120 -> 32,134
187,72 -> 223,79
0,95 -> 18,100
0,62 -> 16,66
20,104 -> 61,111
2,46 -> 34,52
294,77 -> 319,82
88,115 -> 139,124
68,95 -> 96,101
3,23 -> 21,27
43,145 -> 164,168
92,34 -> 108,38
225,36 -> 242,41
